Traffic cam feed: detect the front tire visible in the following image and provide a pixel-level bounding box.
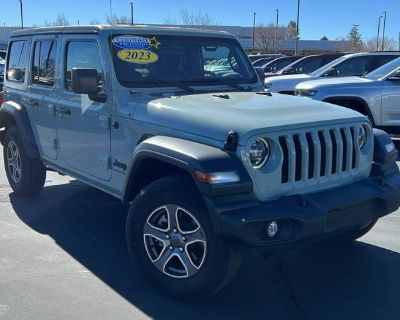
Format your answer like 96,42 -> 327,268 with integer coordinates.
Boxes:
126,175 -> 242,300
3,126 -> 46,196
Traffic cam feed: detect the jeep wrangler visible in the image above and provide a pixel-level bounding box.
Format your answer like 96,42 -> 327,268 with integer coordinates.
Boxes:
1,26 -> 400,300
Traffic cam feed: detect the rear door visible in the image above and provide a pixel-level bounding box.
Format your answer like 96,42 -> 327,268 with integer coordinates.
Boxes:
55,35 -> 111,181
28,36 -> 58,160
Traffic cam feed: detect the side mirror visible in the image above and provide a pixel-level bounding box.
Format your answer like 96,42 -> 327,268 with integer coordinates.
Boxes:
387,70 -> 400,82
71,68 -> 98,94
321,68 -> 339,77
255,67 -> 266,82
7,68 -> 25,82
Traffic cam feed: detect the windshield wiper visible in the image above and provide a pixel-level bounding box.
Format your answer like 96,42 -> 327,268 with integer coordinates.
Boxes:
145,79 -> 196,93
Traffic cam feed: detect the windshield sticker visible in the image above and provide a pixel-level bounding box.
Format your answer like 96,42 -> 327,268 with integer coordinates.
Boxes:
112,35 -> 161,49
117,49 -> 159,64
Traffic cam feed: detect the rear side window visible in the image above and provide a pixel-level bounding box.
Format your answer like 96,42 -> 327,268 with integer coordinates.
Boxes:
65,41 -> 104,91
375,55 -> 399,68
7,40 -> 30,83
335,56 -> 374,76
32,40 -> 57,86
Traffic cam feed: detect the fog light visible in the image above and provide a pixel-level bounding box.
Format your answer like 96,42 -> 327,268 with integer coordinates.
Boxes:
267,221 -> 279,237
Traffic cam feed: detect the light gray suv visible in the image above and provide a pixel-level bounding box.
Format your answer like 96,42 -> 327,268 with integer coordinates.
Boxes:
265,52 -> 400,95
1,26 -> 400,300
295,58 -> 400,131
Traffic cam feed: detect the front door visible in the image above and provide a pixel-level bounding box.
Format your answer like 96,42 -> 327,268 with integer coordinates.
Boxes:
56,36 -> 111,181
28,36 -> 58,160
381,70 -> 400,126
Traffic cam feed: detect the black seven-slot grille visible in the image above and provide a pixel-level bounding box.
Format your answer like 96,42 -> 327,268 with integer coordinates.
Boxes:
278,126 -> 360,184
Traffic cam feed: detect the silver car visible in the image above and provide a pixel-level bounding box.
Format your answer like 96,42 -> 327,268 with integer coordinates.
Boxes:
295,57 -> 400,130
265,52 -> 400,95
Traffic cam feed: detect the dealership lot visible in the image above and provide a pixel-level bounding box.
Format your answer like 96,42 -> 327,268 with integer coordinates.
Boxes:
0,142 -> 399,320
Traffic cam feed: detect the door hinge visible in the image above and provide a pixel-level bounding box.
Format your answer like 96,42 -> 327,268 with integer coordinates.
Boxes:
53,139 -> 58,150
100,116 -> 111,130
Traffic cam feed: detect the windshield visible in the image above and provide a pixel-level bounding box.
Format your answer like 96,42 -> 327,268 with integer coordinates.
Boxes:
365,57 -> 400,80
310,55 -> 349,76
110,34 -> 257,88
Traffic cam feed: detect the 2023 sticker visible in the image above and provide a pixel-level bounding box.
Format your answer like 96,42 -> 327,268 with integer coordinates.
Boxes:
117,49 -> 159,64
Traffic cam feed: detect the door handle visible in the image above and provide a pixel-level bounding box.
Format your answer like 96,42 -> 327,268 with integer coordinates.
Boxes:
55,106 -> 71,116
22,96 -> 39,107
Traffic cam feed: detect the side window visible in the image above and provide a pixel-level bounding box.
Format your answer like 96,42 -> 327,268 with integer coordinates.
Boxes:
32,40 -> 56,86
65,41 -> 104,91
336,56 -> 374,76
6,40 -> 30,83
296,57 -> 323,74
376,56 -> 397,68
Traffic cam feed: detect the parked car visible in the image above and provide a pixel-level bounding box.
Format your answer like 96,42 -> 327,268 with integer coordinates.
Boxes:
276,53 -> 345,76
262,56 -> 302,77
0,50 -> 6,60
265,52 -> 400,95
295,57 -> 400,131
248,53 -> 284,63
1,26 -> 400,300
252,57 -> 277,67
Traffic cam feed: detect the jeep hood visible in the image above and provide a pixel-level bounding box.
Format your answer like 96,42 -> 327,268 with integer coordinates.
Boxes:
134,91 -> 366,145
296,76 -> 373,90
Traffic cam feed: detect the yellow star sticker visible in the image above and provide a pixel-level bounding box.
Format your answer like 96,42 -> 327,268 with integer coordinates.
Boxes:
149,37 -> 161,49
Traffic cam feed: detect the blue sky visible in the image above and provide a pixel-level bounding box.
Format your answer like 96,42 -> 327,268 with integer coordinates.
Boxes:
2,0 -> 400,41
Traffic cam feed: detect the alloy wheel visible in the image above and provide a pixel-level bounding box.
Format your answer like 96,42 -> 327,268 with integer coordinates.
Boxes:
143,204 -> 207,279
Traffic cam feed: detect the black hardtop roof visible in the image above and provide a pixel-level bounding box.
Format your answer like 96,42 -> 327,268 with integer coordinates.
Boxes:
10,25 -> 234,39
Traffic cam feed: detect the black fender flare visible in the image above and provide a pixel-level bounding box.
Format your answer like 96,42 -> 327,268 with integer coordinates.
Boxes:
121,136 -> 253,203
0,101 -> 40,159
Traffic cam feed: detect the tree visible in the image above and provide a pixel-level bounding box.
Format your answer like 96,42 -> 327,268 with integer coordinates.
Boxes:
89,19 -> 102,25
286,20 -> 298,39
106,14 -> 130,25
44,14 -> 70,27
320,35 -> 328,40
365,36 -> 398,51
348,25 -> 364,52
256,23 -> 286,53
180,9 -> 214,26
163,10 -> 214,27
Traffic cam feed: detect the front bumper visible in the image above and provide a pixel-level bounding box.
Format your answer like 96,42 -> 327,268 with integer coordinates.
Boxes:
217,172 -> 400,247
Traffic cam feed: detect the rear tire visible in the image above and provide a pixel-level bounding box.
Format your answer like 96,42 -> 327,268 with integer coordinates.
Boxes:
3,126 -> 46,196
126,175 -> 242,300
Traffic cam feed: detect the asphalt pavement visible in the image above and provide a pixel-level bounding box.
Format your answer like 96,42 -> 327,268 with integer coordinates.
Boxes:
0,145 -> 400,320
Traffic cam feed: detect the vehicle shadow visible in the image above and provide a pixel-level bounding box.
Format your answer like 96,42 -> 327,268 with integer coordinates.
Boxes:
9,180 -> 400,320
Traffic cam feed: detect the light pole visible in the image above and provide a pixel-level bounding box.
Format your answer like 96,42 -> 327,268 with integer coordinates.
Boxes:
18,0 -> 23,29
252,13 -> 257,51
377,15 -> 383,51
295,0 -> 300,55
109,0 -> 113,22
130,2 -> 134,25
381,11 -> 387,51
275,9 -> 279,53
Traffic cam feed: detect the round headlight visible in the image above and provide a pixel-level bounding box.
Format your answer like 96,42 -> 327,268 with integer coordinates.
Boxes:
358,126 -> 367,149
249,138 -> 270,168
